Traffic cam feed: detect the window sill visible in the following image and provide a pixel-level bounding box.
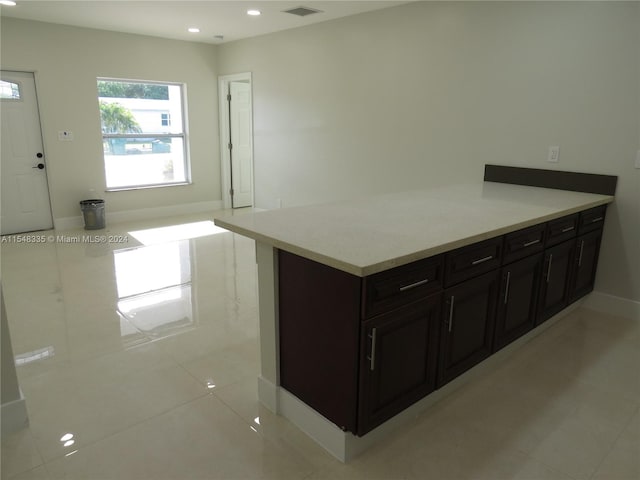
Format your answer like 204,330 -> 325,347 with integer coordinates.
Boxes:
106,182 -> 192,192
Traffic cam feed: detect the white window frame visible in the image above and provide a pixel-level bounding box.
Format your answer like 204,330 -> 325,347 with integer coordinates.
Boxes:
98,77 -> 191,191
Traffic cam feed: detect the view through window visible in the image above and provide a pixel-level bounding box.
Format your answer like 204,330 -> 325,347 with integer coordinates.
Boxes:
97,79 -> 189,189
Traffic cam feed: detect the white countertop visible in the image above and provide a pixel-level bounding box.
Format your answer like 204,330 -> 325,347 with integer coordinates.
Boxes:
215,182 -> 613,277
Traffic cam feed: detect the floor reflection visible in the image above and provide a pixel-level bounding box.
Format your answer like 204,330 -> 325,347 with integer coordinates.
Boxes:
114,240 -> 195,344
128,220 -> 226,245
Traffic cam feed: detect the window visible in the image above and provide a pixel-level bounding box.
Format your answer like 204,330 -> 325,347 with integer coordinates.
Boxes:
0,80 -> 21,100
97,79 -> 189,190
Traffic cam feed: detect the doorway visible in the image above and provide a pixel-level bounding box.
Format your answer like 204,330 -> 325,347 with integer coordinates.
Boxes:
1,71 -> 53,234
218,73 -> 254,209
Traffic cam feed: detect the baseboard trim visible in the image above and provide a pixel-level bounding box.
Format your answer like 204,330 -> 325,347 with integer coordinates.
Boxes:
582,291 -> 640,321
257,375 -> 278,414
1,390 -> 28,436
54,200 -> 223,231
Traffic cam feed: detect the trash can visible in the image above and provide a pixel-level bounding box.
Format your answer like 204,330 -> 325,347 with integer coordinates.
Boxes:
80,199 -> 105,230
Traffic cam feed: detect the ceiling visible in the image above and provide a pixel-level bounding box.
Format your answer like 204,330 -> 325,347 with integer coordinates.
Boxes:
0,1 -> 407,44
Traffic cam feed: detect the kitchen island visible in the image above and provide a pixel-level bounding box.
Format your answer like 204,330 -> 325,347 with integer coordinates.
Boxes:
214,171 -> 615,461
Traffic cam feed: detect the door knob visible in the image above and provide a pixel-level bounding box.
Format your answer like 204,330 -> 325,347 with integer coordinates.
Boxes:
33,163 -> 45,170
36,152 -> 43,158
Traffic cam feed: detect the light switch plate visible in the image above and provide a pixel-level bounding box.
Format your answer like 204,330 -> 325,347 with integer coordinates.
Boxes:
635,150 -> 640,169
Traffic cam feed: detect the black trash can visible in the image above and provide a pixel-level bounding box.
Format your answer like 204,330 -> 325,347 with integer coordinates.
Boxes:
80,199 -> 105,230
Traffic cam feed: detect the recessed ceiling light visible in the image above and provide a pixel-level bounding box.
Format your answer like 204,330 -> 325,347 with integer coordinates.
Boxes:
0,0 -> 17,6
247,9 -> 261,16
188,27 -> 200,33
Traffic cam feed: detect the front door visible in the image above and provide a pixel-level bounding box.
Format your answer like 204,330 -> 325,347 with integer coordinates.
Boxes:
1,71 -> 53,234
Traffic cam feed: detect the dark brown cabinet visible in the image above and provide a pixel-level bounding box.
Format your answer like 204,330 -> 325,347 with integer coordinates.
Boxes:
537,239 -> 574,324
494,253 -> 543,351
278,204 -> 607,437
568,229 -> 603,302
503,224 -> 545,264
438,270 -> 499,386
546,213 -> 579,247
279,250 -> 361,433
363,255 -> 443,319
357,294 -> 441,435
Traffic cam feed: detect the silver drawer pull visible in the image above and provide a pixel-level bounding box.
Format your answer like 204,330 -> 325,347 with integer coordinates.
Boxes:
591,216 -> 604,223
561,226 -> 575,233
471,255 -> 493,265
448,296 -> 455,332
399,279 -> 429,292
546,254 -> 553,283
368,328 -> 377,371
523,239 -> 540,247
504,271 -> 511,305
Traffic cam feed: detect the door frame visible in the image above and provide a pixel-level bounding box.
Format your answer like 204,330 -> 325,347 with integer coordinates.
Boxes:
0,69 -> 54,233
218,72 -> 254,209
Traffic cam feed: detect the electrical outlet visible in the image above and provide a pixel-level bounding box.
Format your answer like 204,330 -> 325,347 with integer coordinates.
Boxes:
58,131 -> 74,141
548,146 -> 560,163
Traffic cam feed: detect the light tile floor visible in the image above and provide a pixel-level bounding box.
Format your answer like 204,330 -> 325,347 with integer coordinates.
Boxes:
1,212 -> 638,480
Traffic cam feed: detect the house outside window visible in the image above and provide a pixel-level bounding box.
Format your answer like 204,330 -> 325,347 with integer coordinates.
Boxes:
97,79 -> 190,190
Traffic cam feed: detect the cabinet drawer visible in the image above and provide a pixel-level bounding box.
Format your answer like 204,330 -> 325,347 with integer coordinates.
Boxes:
363,255 -> 443,319
503,224 -> 545,264
546,213 -> 579,247
444,237 -> 503,287
578,205 -> 607,234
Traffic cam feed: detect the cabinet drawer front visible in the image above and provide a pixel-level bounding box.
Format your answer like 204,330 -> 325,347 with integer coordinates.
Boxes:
363,255 -> 443,318
578,205 -> 607,234
546,213 -> 579,247
444,237 -> 503,287
503,224 -> 545,264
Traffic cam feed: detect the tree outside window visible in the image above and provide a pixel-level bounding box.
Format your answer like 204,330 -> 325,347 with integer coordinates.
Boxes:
97,79 -> 189,190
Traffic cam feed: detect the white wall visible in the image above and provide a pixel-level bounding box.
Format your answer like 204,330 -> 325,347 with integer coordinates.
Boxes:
0,18 -> 221,222
218,1 -> 640,303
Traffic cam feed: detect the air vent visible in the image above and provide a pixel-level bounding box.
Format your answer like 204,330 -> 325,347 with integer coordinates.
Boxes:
283,6 -> 323,17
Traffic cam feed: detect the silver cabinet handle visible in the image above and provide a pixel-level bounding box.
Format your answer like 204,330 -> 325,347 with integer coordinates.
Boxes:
399,279 -> 429,292
561,226 -> 575,233
504,271 -> 511,305
368,328 -> 377,371
578,240 -> 585,267
591,216 -> 604,223
546,254 -> 553,283
471,255 -> 493,266
523,239 -> 540,247
448,296 -> 455,333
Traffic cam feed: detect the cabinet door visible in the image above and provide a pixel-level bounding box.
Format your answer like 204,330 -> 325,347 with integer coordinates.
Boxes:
537,239 -> 574,324
358,294 -> 441,436
438,270 -> 499,387
494,253 -> 543,351
568,229 -> 603,302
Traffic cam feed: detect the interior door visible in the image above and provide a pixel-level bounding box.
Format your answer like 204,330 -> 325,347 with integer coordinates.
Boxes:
229,81 -> 253,208
1,71 -> 53,234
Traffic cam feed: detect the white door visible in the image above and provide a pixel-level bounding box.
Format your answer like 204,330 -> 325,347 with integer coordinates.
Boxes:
1,71 -> 53,234
229,81 -> 253,208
